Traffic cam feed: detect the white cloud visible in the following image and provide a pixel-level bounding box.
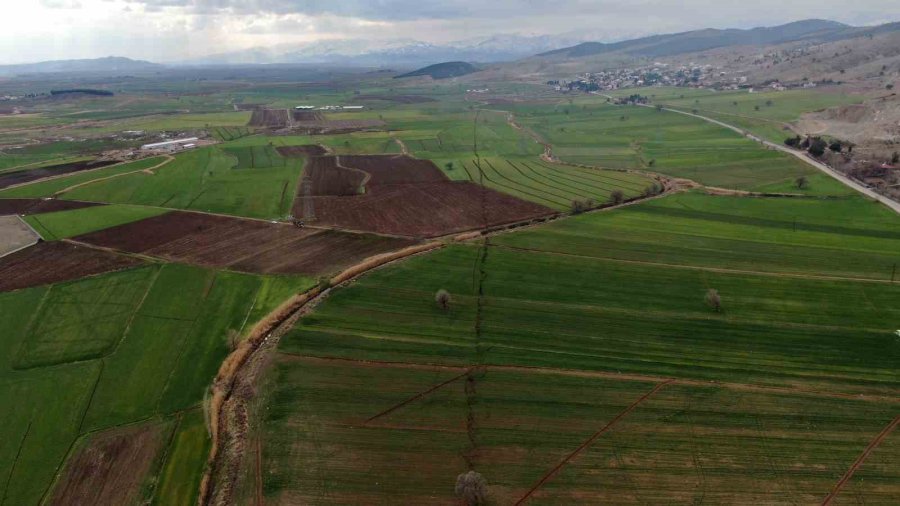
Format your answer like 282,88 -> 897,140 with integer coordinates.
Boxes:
0,1 -> 897,63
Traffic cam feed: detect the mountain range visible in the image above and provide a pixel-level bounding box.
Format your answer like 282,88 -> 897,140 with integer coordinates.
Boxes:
1,19 -> 898,78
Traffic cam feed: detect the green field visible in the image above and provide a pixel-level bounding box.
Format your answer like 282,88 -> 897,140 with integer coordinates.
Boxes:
459,157 -> 655,210
24,204 -> 168,240
0,264 -> 314,504
259,186 -> 900,502
55,146 -> 303,219
0,156 -> 166,198
507,100 -> 826,191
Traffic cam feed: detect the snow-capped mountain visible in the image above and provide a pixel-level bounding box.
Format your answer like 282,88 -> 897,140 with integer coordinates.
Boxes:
178,34 -> 585,66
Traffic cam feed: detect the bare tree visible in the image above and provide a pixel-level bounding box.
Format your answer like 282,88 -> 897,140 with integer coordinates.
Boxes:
455,471 -> 488,506
705,288 -> 722,312
795,175 -> 809,190
435,289 -> 452,310
610,190 -> 625,205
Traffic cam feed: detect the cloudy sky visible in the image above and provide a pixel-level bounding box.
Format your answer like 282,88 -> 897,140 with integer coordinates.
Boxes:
1,0 -> 898,64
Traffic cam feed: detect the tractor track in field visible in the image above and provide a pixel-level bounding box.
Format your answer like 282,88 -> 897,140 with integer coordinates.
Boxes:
51,155 -> 175,196
275,353 -> 900,405
821,415 -> 900,505
362,370 -> 470,424
514,379 -> 676,505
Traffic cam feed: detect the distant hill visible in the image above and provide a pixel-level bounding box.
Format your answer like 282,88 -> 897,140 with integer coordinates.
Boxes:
395,61 -> 479,79
0,57 -> 160,77
538,19 -> 852,60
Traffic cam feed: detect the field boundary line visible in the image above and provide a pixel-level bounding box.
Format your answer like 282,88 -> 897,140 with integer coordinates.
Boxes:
491,243 -> 900,285
51,155 -> 175,197
363,370 -> 470,424
821,415 -> 900,505
514,379 -> 675,505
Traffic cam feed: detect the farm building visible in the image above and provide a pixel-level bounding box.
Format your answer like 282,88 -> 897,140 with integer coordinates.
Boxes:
294,105 -> 316,110
140,137 -> 199,153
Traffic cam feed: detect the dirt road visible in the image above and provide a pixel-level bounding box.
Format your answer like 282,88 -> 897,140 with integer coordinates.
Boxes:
617,98 -> 900,215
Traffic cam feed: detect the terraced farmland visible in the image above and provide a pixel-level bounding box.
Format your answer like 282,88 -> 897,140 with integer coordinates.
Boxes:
460,157 -> 655,210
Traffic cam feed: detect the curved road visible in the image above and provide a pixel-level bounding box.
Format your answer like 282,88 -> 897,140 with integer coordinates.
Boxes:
604,95 -> 900,215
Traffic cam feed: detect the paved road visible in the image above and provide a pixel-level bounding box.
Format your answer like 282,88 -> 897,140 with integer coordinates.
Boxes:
603,95 -> 900,215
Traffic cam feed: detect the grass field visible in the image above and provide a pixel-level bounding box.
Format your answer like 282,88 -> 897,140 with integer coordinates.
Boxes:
507,100 -> 828,192
259,186 -> 900,503
0,156 -> 166,198
0,263 -> 314,504
459,157 -> 655,210
641,87 -> 861,143
24,204 -> 168,240
54,146 -> 303,219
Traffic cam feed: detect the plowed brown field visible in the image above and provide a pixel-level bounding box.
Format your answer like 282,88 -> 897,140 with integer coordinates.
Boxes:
0,198 -> 102,216
293,154 -> 555,237
74,211 -> 414,275
0,241 -> 143,292
49,422 -> 169,506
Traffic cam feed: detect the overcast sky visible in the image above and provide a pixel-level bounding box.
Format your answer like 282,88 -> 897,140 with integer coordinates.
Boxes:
1,0 -> 897,64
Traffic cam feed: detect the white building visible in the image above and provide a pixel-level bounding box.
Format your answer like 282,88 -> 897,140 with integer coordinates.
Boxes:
141,137 -> 199,152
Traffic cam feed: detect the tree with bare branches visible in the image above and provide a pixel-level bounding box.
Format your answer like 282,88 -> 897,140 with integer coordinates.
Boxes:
610,189 -> 625,205
455,471 -> 488,505
435,289 -> 452,310
705,288 -> 722,312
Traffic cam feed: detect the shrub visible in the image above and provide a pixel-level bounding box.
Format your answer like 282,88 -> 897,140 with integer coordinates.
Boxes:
808,137 -> 828,157
435,289 -> 452,310
795,175 -> 809,190
455,471 -> 488,506
705,288 -> 722,312
784,135 -> 802,147
610,189 -> 625,204
571,200 -> 586,214
829,141 -> 842,153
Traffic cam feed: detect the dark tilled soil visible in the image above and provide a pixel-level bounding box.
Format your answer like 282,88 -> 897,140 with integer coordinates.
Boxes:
74,211 -> 415,276
305,157 -> 366,196
0,160 -> 118,189
248,108 -> 289,128
0,198 -> 103,216
0,241 -> 143,292
293,155 -> 555,237
275,145 -> 328,158
49,423 -> 168,506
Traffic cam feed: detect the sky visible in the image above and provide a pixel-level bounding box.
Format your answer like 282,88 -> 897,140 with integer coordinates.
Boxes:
0,0 -> 898,64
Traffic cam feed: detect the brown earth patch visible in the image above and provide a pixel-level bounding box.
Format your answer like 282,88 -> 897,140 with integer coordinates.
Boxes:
293,154 -> 555,237
73,211 -> 415,276
0,241 -> 144,292
49,422 -> 169,506
0,160 -> 118,189
275,145 -> 327,158
248,108 -> 289,128
290,110 -> 324,122
0,198 -> 103,216
305,156 -> 366,196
